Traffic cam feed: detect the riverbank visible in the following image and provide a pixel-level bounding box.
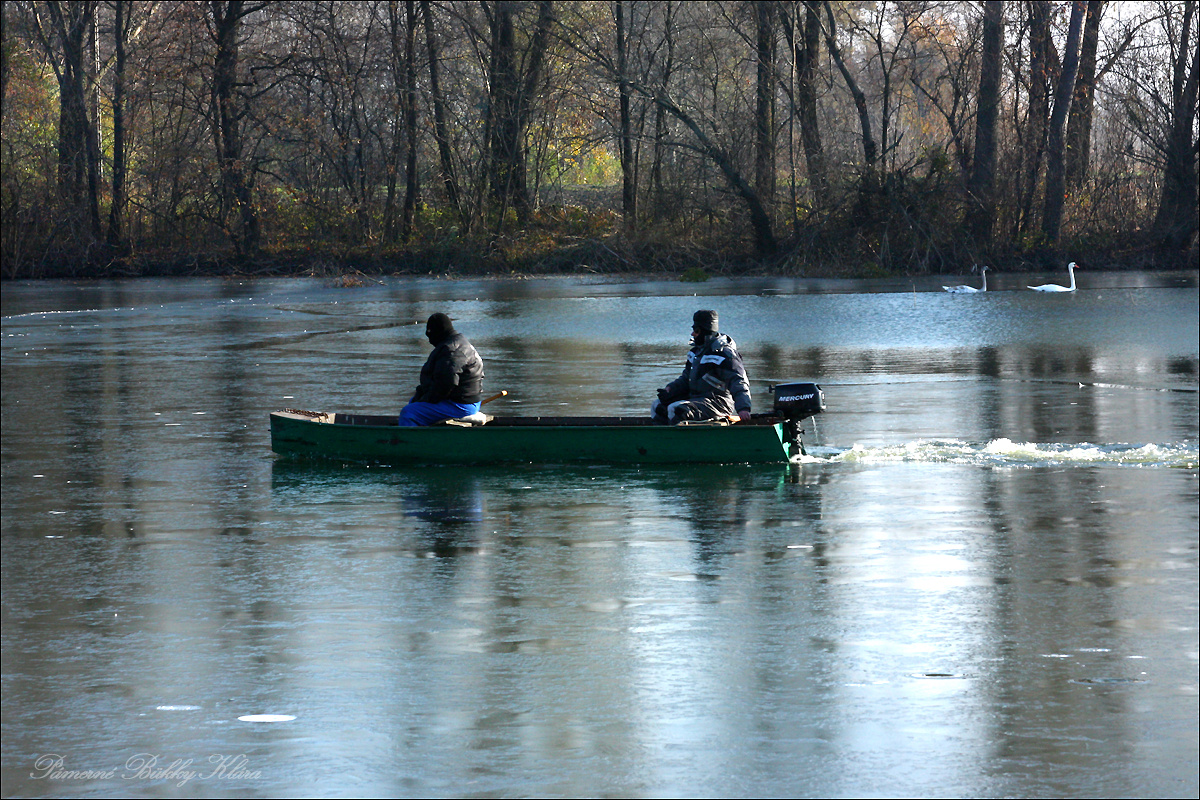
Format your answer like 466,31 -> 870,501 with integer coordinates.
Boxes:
5,231 -> 1194,283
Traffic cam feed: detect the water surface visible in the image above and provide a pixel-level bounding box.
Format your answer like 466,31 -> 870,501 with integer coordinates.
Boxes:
2,275 -> 1197,798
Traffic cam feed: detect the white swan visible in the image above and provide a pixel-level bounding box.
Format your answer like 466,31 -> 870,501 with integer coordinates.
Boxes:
1028,262 -> 1078,292
943,265 -> 989,293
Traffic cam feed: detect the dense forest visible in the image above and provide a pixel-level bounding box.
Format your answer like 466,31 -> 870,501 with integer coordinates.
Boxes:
0,0 -> 1196,280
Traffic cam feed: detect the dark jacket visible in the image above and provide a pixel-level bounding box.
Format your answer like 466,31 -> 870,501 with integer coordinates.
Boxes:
661,332 -> 751,415
413,332 -> 484,404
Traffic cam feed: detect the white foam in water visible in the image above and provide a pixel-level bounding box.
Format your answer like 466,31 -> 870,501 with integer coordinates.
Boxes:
237,714 -> 295,723
818,438 -> 1198,468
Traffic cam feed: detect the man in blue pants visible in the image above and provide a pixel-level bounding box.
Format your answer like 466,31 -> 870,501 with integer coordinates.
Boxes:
399,313 -> 485,426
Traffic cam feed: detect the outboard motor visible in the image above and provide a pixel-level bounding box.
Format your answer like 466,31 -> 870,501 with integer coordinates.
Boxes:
770,382 -> 825,458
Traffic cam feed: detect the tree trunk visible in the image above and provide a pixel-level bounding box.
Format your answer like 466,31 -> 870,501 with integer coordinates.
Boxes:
210,0 -> 259,260
795,1 -> 827,208
1,2 -> 10,121
650,1 -> 676,218
106,0 -> 130,253
485,2 -> 517,227
1017,0 -> 1054,237
421,0 -> 462,224
966,0 -> 1004,245
821,1 -> 876,175
38,1 -> 103,249
485,0 -> 554,228
1065,0 -> 1104,187
384,1 -> 402,241
1152,0 -> 1199,260
401,0 -> 419,242
514,0 -> 554,224
754,1 -> 776,206
615,1 -> 636,229
1042,0 -> 1086,245
641,88 -> 776,255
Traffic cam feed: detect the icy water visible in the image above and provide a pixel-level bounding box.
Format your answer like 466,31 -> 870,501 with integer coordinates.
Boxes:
2,273 -> 1197,799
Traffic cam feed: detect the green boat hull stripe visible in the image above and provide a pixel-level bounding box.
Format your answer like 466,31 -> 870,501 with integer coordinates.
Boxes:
270,411 -> 790,465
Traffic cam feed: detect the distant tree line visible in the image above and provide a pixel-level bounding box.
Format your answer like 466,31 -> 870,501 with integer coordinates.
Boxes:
1,0 -> 1196,279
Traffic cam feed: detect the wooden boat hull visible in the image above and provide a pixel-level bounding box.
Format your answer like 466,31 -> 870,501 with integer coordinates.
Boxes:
270,410 -> 792,465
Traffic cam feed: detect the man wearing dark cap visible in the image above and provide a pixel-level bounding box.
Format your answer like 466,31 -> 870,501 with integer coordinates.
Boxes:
652,309 -> 752,424
399,312 -> 485,426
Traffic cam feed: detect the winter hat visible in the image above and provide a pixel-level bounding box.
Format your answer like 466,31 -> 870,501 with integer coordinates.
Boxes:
425,312 -> 456,344
692,309 -> 719,334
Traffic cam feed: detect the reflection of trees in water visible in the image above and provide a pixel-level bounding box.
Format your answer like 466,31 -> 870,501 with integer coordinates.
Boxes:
753,342 -> 1191,383
757,344 -> 829,385
488,337 -> 699,415
669,471 -> 754,573
1167,357 -> 1198,377
488,336 -> 628,414
400,476 -> 486,560
755,341 -> 1196,444
448,336 -> 1183,423
979,463 -> 1138,760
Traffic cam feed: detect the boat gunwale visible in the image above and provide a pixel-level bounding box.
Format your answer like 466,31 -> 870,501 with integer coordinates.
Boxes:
272,409 -> 789,429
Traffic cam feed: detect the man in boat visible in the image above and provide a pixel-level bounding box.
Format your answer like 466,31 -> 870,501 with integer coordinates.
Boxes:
398,312 -> 485,426
652,309 -> 752,424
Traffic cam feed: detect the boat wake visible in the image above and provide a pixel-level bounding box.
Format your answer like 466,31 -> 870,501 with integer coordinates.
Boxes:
802,439 -> 1199,469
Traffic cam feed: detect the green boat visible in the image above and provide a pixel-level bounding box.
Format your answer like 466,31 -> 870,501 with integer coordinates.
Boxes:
270,383 -> 825,466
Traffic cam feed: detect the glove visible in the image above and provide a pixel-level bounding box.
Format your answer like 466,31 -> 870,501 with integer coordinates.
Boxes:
738,409 -> 751,422
657,388 -> 671,404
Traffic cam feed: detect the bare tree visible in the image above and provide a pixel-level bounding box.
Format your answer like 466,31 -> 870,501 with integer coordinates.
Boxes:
614,0 -> 636,228
421,0 -> 463,225
1042,0 -> 1086,244
104,0 -> 134,253
1016,0 -> 1055,238
820,0 -> 876,174
781,1 -> 827,210
1064,0 -> 1103,186
903,3 -> 980,176
649,1 -> 678,219
484,0 -> 556,229
753,0 -> 776,207
1,3 -> 10,118
207,0 -> 263,259
855,1 -> 926,175
3,0 -> 1196,275
1146,0 -> 1199,257
31,0 -> 103,249
382,0 -> 419,242
966,0 -> 1004,245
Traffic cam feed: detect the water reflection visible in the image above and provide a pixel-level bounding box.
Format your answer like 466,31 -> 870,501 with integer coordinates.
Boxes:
2,278 -> 1196,798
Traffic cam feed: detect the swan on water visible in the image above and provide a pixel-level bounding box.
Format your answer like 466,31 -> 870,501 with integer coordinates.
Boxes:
1028,262 -> 1078,292
943,265 -> 989,293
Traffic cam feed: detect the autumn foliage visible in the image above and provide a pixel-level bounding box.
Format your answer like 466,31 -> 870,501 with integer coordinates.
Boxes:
1,1 -> 1196,279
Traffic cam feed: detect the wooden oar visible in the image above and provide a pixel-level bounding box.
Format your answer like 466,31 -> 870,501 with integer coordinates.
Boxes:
480,390 -> 508,406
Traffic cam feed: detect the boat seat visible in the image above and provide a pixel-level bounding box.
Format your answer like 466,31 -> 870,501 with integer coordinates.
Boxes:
438,413 -> 493,427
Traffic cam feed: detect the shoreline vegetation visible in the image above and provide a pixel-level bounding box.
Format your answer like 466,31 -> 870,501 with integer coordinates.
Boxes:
8,223 -> 1190,282
3,2 -> 1196,283
6,187 -> 1193,282
6,248 -> 1193,282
